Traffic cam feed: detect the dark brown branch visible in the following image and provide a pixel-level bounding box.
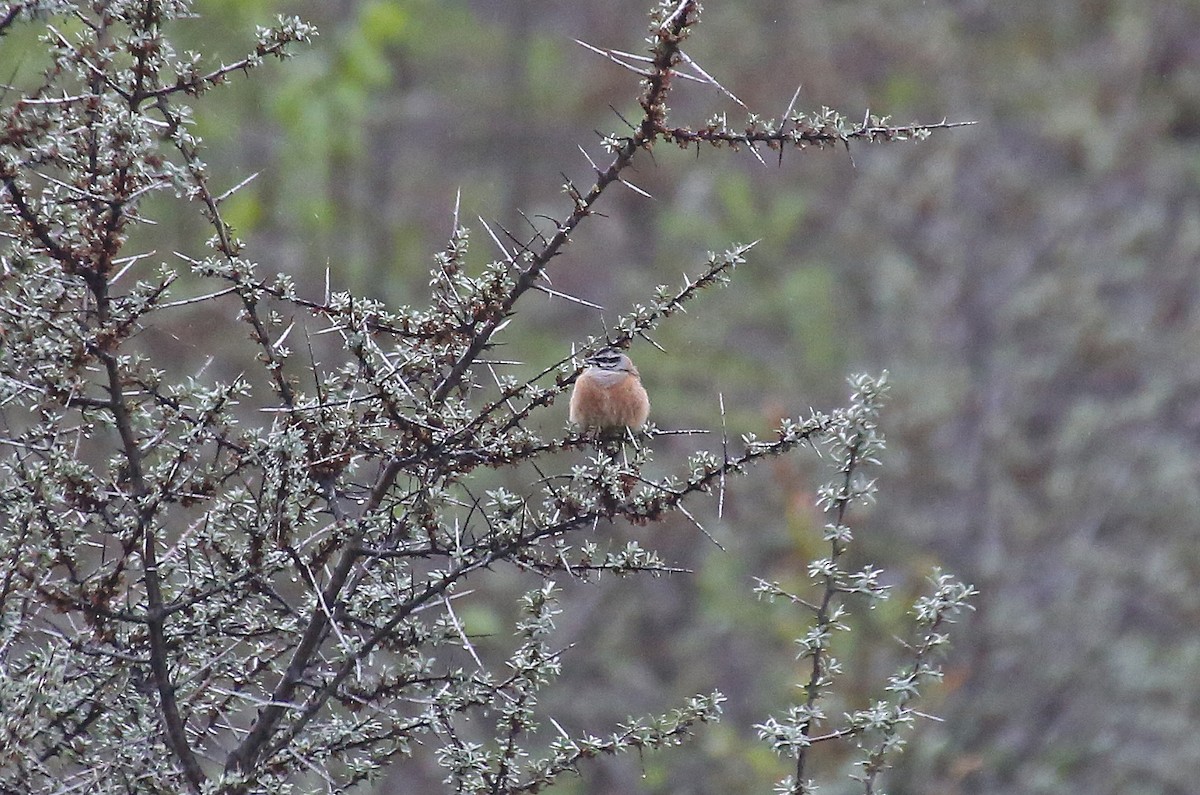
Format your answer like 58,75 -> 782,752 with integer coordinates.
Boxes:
153,99 -> 298,413
1,176 -> 77,267
661,118 -> 976,150
92,290 -> 206,792
794,433 -> 863,790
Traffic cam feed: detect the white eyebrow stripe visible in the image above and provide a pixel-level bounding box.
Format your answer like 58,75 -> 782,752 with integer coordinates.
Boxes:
587,348 -> 626,369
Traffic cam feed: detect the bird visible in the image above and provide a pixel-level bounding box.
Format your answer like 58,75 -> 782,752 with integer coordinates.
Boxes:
569,346 -> 650,435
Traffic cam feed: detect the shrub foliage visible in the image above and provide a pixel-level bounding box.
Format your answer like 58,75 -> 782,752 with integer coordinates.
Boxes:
0,1 -> 972,792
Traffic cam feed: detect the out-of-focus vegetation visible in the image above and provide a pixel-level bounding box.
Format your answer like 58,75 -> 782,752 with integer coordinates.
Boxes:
5,0 -> 1198,792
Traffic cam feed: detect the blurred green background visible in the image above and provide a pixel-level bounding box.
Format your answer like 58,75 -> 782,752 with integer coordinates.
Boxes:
12,0 -> 1200,792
